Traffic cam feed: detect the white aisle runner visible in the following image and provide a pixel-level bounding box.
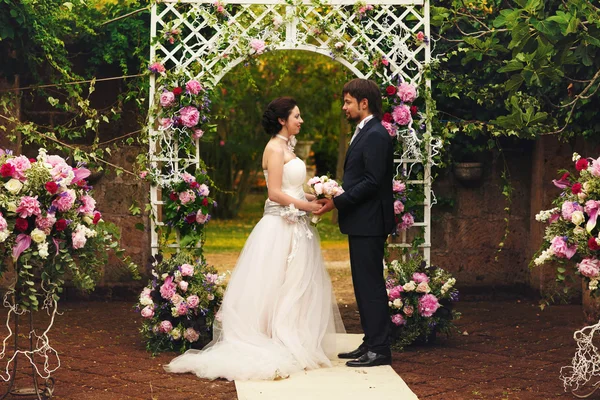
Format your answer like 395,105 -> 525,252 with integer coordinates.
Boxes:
235,334 -> 419,400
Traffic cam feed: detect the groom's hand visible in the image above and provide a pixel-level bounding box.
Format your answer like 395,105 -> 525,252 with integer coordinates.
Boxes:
313,198 -> 335,216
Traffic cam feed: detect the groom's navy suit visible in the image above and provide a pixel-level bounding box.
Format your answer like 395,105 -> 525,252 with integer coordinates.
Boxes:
333,117 -> 394,355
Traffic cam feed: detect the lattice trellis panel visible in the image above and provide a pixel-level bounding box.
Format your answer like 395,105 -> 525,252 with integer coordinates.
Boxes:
149,0 -> 432,261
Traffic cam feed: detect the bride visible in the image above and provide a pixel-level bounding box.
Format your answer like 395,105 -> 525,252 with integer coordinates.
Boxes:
164,97 -> 345,381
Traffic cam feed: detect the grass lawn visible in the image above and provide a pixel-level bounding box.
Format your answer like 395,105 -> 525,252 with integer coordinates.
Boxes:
204,193 -> 347,254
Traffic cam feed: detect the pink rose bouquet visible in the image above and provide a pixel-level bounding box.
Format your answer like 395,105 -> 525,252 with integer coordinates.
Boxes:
136,252 -> 226,355
307,175 -> 344,224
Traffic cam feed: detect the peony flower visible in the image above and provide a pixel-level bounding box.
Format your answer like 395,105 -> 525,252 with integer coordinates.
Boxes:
181,172 -> 195,183
418,293 -> 440,317
178,190 -> 196,205
578,258 -> 600,278
184,327 -> 200,342
392,180 -> 406,193
0,212 -> 7,231
196,211 -> 208,224
250,39 -> 267,55
205,273 -> 218,284
576,158 -> 589,171
159,91 -> 176,107
185,79 -> 203,95
78,195 -> 96,215
160,276 -> 177,299
148,62 -> 166,75
397,82 -> 417,103
550,236 -> 577,259
398,213 -> 415,231
7,156 -> 31,181
382,121 -> 397,137
393,200 -> 404,214
186,295 -> 200,309
273,15 -> 284,27
180,263 -> 194,276
392,105 -> 411,125
391,314 -> 406,326
179,106 -> 200,128
192,129 -> 204,140
412,272 -> 430,283
53,189 -> 76,212
72,229 -> 87,249
16,196 -> 42,218
561,201 -> 583,221
176,302 -> 188,316
388,285 -> 403,300
178,280 -> 188,292
159,320 -> 173,333
141,305 -> 155,319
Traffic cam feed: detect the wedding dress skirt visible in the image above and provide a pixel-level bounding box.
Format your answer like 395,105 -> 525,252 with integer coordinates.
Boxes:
164,158 -> 345,381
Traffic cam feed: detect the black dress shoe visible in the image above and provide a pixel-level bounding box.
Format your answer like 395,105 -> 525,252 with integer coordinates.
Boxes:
346,351 -> 392,367
338,344 -> 368,359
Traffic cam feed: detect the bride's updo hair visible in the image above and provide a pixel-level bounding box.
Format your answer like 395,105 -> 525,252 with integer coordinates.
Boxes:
262,97 -> 297,136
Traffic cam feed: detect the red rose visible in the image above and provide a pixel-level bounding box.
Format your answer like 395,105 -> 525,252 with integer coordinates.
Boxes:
29,158 -> 36,163
92,211 -> 102,225
410,105 -> 418,116
172,87 -> 183,96
382,113 -> 393,123
169,192 -> 178,201
589,237 -> 600,251
576,158 -> 589,171
185,214 -> 196,224
571,182 -> 583,194
385,85 -> 397,96
0,163 -> 15,178
202,197 -> 209,207
45,181 -> 59,194
55,219 -> 67,232
15,218 -> 29,232
190,181 -> 199,189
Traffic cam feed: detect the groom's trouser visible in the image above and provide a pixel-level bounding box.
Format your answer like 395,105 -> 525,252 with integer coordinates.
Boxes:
348,235 -> 391,356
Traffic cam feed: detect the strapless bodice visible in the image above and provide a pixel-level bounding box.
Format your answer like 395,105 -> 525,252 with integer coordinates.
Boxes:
264,157 -> 306,199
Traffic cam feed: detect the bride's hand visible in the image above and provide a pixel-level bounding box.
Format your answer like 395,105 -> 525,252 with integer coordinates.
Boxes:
308,201 -> 323,213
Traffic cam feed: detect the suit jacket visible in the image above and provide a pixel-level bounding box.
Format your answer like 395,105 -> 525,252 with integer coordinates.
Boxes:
333,117 -> 395,236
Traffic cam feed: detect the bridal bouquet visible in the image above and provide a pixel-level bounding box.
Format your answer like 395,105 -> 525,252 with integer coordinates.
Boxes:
533,153 -> 600,294
162,170 -> 215,251
137,252 -> 226,355
0,148 -> 136,310
307,175 -> 344,224
386,254 -> 460,349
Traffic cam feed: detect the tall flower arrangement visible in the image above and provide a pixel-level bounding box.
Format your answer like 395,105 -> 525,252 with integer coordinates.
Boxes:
386,254 -> 460,349
534,153 -> 600,294
0,148 -> 137,310
136,252 -> 226,355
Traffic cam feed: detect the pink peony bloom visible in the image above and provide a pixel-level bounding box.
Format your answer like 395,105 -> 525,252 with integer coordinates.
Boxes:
578,258 -> 600,278
307,177 -> 321,186
561,201 -> 583,221
176,302 -> 188,316
159,91 -> 176,107
72,230 -> 87,249
388,285 -> 403,301
392,105 -> 411,125
382,121 -> 397,137
397,82 -> 417,103
78,194 -> 96,215
160,276 -> 177,300
590,157 -> 600,177
180,263 -> 194,276
198,184 -> 210,196
392,180 -> 406,193
184,327 -> 200,342
181,172 -> 195,183
416,31 -> 425,42
186,79 -> 203,95
148,62 -> 166,75
196,211 -> 208,224
16,196 -> 42,218
412,272 -> 430,283
550,236 -> 577,259
393,200 -> 404,215
398,213 -> 415,231
179,189 -> 196,205
159,118 -> 172,129
53,189 -> 76,212
192,129 -> 204,140
180,106 -> 200,128
391,314 -> 407,326
250,39 -> 267,55
418,294 -> 440,317
178,280 -> 188,292
141,306 -> 154,319
159,320 -> 173,333
139,171 -> 148,179
205,273 -> 218,284
7,156 -> 32,181
36,213 -> 57,235
186,295 -> 200,309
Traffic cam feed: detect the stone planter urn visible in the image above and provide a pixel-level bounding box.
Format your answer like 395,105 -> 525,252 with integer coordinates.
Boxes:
453,162 -> 483,183
295,140 -> 314,161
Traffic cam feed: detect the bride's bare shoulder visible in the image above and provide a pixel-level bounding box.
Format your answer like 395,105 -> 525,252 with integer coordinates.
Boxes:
262,141 -> 284,169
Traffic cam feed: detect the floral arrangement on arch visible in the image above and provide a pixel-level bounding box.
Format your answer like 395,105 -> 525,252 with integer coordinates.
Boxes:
533,153 -> 600,294
0,148 -> 137,310
160,169 -> 216,252
386,253 -> 460,349
137,252 -> 226,355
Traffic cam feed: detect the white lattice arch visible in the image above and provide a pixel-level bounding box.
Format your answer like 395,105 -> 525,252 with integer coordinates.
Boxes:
149,0 -> 432,261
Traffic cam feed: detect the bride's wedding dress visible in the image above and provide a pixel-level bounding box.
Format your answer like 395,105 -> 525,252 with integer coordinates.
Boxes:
164,157 -> 345,381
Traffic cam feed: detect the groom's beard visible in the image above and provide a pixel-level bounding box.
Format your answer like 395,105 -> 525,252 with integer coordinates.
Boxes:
346,114 -> 360,124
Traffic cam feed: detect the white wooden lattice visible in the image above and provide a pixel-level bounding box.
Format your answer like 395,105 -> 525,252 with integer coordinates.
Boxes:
149,0 -> 432,261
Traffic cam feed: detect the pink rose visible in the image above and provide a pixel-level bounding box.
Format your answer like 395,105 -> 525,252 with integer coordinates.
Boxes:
179,190 -> 196,205
159,91 -> 176,107
180,106 -> 200,128
176,302 -> 188,316
398,213 -> 415,231
181,172 -> 195,183
78,194 -> 96,215
192,129 -> 204,140
178,280 -> 188,292
578,258 -> 600,278
250,39 -> 266,55
418,294 -> 440,317
185,79 -> 203,95
412,272 -> 429,283
0,212 -> 7,231
159,320 -> 173,333
561,201 -> 583,221
160,276 -> 176,299
392,105 -> 411,125
416,31 -> 425,42
550,236 -> 577,259
186,295 -> 200,309
388,285 -> 403,301
382,121 -> 397,137
180,263 -> 194,276
52,189 -> 76,212
198,184 -> 210,196
397,82 -> 417,103
403,305 -> 414,317
314,182 -> 324,196
141,306 -> 154,319
36,213 -> 57,235
391,314 -> 406,326
196,211 -> 208,224
72,230 -> 87,249
16,196 -> 42,218
392,180 -> 406,193
393,200 -> 404,215
7,156 -> 32,181
159,118 -> 172,129
184,327 -> 200,343
205,273 -> 218,284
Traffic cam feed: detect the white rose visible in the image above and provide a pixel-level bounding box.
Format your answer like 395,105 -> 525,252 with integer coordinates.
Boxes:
171,307 -> 179,318
578,192 -> 588,202
572,211 -> 585,226
38,242 -> 49,259
140,296 -> 153,306
6,202 -> 17,212
30,228 -> 47,243
4,179 -> 23,195
416,281 -> 431,293
392,298 -> 403,309
403,281 -> 416,292
170,327 -> 182,340
584,182 -> 591,192
0,230 -> 9,243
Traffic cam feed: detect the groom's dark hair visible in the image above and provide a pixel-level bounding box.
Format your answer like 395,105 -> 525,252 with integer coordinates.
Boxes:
342,79 -> 382,120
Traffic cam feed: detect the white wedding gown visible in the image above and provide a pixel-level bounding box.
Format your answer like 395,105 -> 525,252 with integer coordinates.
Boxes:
164,157 -> 345,381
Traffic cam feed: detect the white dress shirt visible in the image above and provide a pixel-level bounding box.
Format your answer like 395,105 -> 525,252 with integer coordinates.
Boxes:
349,114 -> 374,145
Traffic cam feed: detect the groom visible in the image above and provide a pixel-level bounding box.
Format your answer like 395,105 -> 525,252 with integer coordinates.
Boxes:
315,78 -> 394,367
